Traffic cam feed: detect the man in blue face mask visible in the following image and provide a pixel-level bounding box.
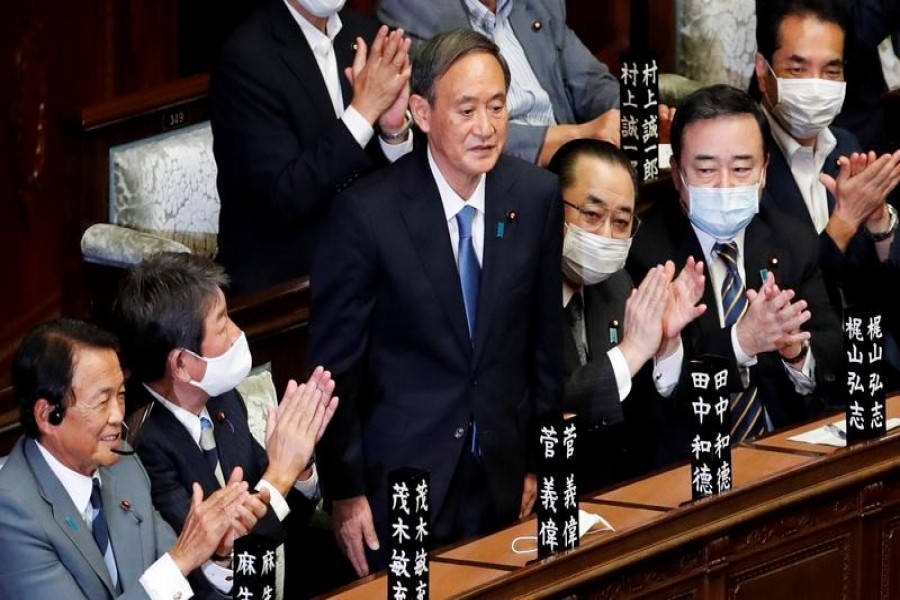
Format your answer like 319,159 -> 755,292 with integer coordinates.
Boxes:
548,139 -> 707,489
113,252 -> 341,598
627,84 -> 844,468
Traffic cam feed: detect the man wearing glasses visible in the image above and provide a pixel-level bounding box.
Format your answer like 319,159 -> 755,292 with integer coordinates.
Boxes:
548,139 -> 706,489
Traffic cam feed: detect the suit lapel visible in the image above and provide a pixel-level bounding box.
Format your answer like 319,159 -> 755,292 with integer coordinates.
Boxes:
765,141 -> 817,228
743,217 -> 779,291
268,0 -> 337,124
101,466 -> 144,591
209,396 -> 240,480
334,19 -> 356,109
399,151 -> 473,355
472,168 -> 517,365
25,439 -> 115,597
147,400 -> 223,494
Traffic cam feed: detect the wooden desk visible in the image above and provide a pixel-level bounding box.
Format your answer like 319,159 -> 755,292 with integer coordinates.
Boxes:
326,396 -> 900,599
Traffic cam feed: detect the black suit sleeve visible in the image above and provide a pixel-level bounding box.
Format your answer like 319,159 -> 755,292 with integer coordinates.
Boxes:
564,353 -> 624,426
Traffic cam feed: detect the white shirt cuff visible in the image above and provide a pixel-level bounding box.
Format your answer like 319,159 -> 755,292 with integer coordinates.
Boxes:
730,325 -> 757,367
140,552 -> 193,600
342,105 -> 375,149
256,479 -> 291,522
782,348 -> 817,394
652,338 -> 683,398
201,559 -> 233,594
293,462 -> 321,501
379,130 -> 414,163
606,346 -> 631,402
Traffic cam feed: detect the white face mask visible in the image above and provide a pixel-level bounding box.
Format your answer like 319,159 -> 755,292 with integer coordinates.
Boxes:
510,509 -> 615,554
767,62 -> 846,139
186,332 -> 252,398
562,223 -> 632,286
682,171 -> 761,242
296,0 -> 346,18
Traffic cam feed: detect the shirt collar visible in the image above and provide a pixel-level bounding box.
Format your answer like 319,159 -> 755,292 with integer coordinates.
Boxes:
562,277 -> 581,308
463,0 -> 512,33
35,440 -> 97,517
284,0 -> 343,58
144,383 -> 213,447
691,222 -> 747,264
427,147 -> 486,222
762,103 -> 837,163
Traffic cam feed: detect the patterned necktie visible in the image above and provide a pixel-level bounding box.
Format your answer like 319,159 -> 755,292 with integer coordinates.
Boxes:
713,241 -> 766,441
90,478 -> 118,588
456,205 -> 481,341
566,293 -> 589,366
200,417 -> 226,486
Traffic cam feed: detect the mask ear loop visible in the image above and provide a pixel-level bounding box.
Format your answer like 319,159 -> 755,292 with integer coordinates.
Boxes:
510,536 -> 537,554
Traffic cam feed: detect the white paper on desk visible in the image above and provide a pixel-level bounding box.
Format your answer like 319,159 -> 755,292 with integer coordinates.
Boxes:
787,418 -> 900,447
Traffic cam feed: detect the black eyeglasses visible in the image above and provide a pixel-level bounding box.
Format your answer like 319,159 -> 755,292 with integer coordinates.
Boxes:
563,200 -> 641,238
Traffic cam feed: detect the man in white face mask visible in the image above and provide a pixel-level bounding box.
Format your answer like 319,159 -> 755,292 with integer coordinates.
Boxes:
755,0 -> 900,284
548,139 -> 706,490
114,252 -> 341,598
212,0 -> 414,295
628,84 -> 844,468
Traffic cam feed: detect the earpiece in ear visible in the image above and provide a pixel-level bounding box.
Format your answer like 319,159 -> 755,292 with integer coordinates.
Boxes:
48,406 -> 65,426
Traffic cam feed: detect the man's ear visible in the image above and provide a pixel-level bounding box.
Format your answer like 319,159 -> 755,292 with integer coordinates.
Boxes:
34,398 -> 56,435
409,94 -> 431,134
755,52 -> 771,98
168,348 -> 195,384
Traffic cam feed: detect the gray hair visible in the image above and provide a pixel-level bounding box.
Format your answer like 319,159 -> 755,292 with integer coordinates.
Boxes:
411,29 -> 511,103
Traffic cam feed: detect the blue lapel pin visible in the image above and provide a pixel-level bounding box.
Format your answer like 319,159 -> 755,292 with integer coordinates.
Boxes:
496,222 -> 505,239
65,516 -> 78,531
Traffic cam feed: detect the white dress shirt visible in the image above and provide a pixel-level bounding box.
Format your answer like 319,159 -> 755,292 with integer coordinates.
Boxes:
763,105 -> 837,234
463,0 -> 557,128
428,148 -> 486,266
284,1 -> 412,162
35,441 -> 193,600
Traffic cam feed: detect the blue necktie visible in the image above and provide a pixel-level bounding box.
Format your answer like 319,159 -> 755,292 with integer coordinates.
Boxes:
456,205 -> 482,457
456,205 -> 481,341
200,417 -> 225,486
713,242 -> 765,441
90,478 -> 118,588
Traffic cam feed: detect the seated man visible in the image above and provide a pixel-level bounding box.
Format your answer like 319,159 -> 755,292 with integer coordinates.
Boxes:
548,139 -> 706,490
755,0 -> 900,307
113,252 -> 338,597
377,0 -> 621,165
212,0 -> 414,293
627,84 -> 843,466
0,318 -> 268,600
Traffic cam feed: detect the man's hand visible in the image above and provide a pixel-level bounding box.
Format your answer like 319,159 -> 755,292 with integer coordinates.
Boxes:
736,274 -> 811,357
618,264 -> 668,375
346,26 -> 412,126
519,473 -> 537,518
823,150 -> 900,250
583,108 -> 621,147
658,258 -> 706,359
263,367 -> 339,496
333,495 -> 380,578
169,477 -> 265,575
213,467 -> 271,559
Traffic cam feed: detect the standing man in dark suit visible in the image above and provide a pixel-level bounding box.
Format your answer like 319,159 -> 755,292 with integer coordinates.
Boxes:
376,0 -> 622,165
548,139 -> 707,490
628,85 -> 843,467
311,29 -> 563,577
211,0 -> 414,294
113,252 -> 339,597
754,0 -> 900,306
0,319 -> 267,600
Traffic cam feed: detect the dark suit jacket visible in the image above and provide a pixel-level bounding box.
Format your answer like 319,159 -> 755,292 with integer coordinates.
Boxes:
310,147 -> 564,544
627,195 -> 843,466
0,437 -> 178,600
211,0 -> 386,294
131,384 -> 314,545
563,271 -> 658,490
376,0 -> 619,162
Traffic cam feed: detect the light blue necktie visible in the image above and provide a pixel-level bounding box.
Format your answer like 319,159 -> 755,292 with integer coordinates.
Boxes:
456,205 -> 481,341
456,205 -> 482,457
200,417 -> 225,486
713,241 -> 765,441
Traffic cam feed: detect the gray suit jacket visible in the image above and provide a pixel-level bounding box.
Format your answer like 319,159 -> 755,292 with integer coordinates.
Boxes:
377,0 -> 620,162
0,437 -> 178,600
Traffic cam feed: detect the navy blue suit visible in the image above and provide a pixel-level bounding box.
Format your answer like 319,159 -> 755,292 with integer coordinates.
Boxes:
310,146 -> 564,557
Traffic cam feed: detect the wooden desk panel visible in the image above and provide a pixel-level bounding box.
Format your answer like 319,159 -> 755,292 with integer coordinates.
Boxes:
435,503 -> 667,569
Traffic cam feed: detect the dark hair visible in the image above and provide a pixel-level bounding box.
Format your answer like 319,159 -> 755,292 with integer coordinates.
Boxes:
113,252 -> 228,383
548,138 -> 639,199
13,319 -> 119,438
670,84 -> 771,164
411,29 -> 511,103
756,0 -> 848,64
